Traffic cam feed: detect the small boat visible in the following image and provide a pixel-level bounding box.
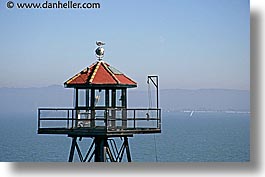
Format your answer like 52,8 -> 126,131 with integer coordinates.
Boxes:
189,111 -> 194,117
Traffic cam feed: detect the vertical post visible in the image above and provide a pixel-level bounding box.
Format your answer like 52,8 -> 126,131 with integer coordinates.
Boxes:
133,109 -> 136,129
86,89 -> 90,108
156,76 -> 159,109
86,89 -> 90,127
121,89 -> 127,107
67,110 -> 69,128
111,89 -> 116,128
156,77 -> 159,128
94,136 -> 107,162
71,109 -> 74,128
91,88 -> 95,127
38,109 -> 40,130
111,89 -> 116,107
159,109 -> 162,129
122,88 -> 127,128
75,89 -> 79,128
75,89 -> 78,109
105,89 -> 109,127
105,89 -> 109,107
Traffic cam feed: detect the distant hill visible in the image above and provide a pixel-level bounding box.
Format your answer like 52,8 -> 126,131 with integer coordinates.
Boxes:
0,85 -> 249,116
128,89 -> 250,112
0,85 -> 72,116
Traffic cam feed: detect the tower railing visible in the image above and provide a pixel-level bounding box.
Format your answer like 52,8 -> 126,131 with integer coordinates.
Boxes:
38,107 -> 161,134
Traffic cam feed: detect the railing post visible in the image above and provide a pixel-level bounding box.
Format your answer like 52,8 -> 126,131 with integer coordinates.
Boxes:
38,109 -> 40,130
71,109 -> 74,129
122,108 -> 127,129
133,109 -> 136,129
67,110 -> 70,129
156,108 -> 159,128
106,109 -> 109,129
158,109 -> 161,129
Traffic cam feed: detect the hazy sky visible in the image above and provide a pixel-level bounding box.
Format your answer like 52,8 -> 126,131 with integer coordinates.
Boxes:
0,0 -> 249,90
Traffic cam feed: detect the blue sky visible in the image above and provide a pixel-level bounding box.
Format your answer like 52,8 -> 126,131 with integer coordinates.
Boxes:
0,0 -> 249,90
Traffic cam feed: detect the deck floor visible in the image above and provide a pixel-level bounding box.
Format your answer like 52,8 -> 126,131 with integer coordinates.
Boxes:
38,126 -> 161,137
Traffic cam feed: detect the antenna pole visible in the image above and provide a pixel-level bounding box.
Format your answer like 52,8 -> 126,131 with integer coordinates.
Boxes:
147,75 -> 159,109
156,76 -> 159,109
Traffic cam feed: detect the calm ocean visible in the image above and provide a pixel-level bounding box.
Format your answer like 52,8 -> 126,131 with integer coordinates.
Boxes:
0,112 -> 249,162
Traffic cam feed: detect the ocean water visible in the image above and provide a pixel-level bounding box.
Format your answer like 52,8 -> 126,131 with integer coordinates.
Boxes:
0,112 -> 249,162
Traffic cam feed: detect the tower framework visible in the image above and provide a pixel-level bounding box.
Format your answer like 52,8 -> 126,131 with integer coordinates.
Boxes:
37,46 -> 161,162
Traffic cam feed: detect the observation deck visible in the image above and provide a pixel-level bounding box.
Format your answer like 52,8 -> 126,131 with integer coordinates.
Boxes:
38,107 -> 161,137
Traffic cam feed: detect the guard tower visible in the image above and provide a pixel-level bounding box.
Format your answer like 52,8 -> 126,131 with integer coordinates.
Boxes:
37,42 -> 161,162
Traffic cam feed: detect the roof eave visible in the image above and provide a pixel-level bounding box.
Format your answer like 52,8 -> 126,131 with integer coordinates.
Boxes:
64,83 -> 137,89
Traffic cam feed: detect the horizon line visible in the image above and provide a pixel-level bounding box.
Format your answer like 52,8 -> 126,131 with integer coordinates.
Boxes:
0,84 -> 250,92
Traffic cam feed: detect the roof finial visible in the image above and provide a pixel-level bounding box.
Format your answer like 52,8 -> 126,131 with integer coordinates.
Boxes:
95,41 -> 105,61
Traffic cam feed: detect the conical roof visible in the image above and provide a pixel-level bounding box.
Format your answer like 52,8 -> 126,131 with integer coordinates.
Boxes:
64,61 -> 137,88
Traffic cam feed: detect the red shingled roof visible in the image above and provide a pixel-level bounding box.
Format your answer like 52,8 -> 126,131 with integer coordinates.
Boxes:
64,61 -> 137,88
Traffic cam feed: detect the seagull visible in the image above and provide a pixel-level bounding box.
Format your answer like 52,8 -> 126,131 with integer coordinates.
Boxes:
96,41 -> 105,46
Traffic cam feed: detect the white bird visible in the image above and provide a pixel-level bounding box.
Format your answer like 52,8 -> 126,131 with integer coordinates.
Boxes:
96,41 -> 105,46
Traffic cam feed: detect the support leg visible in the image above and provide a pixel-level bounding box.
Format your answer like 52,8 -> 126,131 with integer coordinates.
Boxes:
94,137 -> 107,162
68,137 -> 77,162
68,136 -> 132,162
124,137 -> 132,162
